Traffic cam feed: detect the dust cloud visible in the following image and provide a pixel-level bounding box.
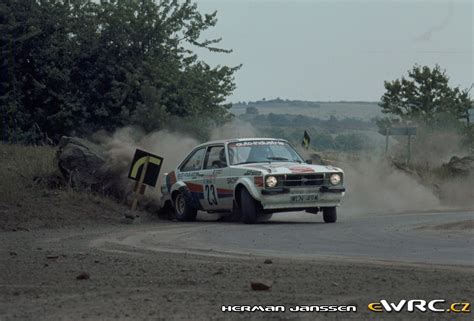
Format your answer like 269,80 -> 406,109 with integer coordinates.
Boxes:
389,127 -> 467,167
339,157 -> 441,214
94,120 -> 469,213
94,119 -> 261,200
94,126 -> 199,200
209,119 -> 260,140
338,123 -> 474,214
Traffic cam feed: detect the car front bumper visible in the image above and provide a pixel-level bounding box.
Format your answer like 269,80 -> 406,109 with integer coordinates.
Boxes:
259,186 -> 345,209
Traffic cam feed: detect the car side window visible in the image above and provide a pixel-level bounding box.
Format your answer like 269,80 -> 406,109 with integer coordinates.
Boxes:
203,146 -> 226,169
180,148 -> 206,172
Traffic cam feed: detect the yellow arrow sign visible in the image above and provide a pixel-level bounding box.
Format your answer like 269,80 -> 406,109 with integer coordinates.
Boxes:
129,156 -> 162,179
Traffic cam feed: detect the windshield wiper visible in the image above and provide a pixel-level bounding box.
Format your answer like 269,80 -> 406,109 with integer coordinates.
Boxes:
233,161 -> 267,165
267,157 -> 289,161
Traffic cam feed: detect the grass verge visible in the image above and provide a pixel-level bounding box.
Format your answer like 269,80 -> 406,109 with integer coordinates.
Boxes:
0,143 -> 128,231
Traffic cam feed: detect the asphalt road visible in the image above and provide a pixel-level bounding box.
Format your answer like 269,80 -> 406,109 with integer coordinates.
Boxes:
93,210 -> 474,267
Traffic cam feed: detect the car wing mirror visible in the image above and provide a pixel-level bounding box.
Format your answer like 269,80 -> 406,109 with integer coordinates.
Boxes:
305,159 -> 313,164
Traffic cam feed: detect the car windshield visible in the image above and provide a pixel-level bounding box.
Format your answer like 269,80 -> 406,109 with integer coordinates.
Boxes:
227,140 -> 304,165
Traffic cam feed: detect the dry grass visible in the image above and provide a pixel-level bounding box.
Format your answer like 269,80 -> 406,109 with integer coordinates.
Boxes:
0,144 -> 57,202
0,144 -> 127,231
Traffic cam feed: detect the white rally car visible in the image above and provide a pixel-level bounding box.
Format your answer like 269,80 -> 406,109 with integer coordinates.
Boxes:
161,138 -> 345,224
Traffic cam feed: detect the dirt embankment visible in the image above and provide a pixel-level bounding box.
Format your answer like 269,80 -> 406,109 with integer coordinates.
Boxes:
0,144 -> 132,231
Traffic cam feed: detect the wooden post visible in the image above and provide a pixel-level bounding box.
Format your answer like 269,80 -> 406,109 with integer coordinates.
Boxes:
131,156 -> 150,211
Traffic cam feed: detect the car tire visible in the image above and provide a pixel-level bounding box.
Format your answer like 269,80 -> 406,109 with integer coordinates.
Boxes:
322,207 -> 337,223
221,201 -> 242,222
259,214 -> 273,222
158,200 -> 174,220
240,188 -> 259,224
173,190 -> 197,221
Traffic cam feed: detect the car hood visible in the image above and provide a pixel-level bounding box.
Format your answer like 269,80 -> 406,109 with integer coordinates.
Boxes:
232,162 -> 343,175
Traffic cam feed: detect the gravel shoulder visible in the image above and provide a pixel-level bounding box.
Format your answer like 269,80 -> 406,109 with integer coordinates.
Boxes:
1,223 -> 473,321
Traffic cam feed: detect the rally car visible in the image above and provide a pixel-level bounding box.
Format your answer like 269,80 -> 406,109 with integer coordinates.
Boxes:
160,138 -> 345,224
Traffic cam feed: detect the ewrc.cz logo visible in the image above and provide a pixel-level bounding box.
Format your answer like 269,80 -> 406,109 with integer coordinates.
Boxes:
368,300 -> 471,313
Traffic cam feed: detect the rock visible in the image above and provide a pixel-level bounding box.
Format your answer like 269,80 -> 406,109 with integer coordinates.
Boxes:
46,255 -> 59,260
442,155 -> 474,175
56,136 -> 163,212
57,137 -> 107,190
56,137 -> 129,198
263,259 -> 273,264
76,272 -> 90,280
250,280 -> 273,291
124,212 -> 136,220
9,251 -> 17,256
120,217 -> 136,224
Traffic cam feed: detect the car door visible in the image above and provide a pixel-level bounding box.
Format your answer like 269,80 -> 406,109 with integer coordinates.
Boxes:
177,147 -> 207,208
200,145 -> 233,211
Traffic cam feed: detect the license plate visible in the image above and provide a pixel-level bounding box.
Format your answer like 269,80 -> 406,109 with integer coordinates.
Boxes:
290,194 -> 319,202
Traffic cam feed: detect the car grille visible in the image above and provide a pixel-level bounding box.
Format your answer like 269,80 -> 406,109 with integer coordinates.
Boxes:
277,174 -> 325,187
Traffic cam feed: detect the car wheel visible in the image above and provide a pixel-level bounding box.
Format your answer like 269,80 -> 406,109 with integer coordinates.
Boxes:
259,214 -> 273,222
158,200 -> 174,220
174,190 -> 197,221
240,188 -> 259,224
322,207 -> 337,223
221,201 -> 242,222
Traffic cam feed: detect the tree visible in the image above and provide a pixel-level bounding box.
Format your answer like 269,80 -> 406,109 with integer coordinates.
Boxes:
0,0 -> 239,143
380,65 -> 472,126
245,106 -> 259,115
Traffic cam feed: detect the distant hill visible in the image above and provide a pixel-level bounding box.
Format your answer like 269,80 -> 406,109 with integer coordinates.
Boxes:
232,99 -> 381,121
234,98 -> 322,108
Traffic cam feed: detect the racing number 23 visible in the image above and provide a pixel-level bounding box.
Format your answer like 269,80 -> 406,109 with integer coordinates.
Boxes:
205,184 -> 218,205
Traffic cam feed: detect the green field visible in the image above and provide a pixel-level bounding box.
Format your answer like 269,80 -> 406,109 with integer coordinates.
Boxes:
232,99 -> 384,152
232,100 -> 382,121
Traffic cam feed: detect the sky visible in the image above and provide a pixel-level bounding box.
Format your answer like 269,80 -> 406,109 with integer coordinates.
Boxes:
193,0 -> 473,102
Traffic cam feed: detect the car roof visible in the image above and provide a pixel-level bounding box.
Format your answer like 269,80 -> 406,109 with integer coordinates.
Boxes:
194,137 -> 289,149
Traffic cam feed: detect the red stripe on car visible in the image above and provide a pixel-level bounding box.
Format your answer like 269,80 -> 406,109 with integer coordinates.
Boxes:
185,182 -> 204,193
216,188 -> 233,194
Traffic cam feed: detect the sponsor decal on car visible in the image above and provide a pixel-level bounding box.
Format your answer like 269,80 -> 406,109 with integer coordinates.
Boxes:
289,166 -> 315,173
226,177 -> 238,184
233,141 -> 285,147
178,172 -> 199,179
244,170 -> 263,176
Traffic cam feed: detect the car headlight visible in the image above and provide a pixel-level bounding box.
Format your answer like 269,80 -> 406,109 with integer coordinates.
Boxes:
266,176 -> 278,188
329,173 -> 341,186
